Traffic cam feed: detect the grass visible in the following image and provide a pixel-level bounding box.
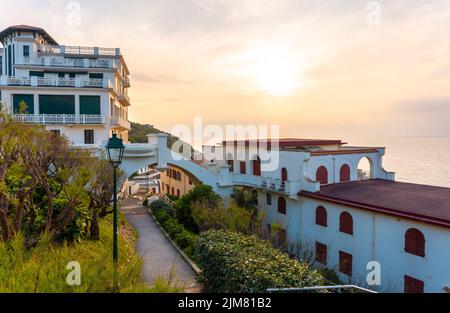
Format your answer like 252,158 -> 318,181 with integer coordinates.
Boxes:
0,214 -> 184,293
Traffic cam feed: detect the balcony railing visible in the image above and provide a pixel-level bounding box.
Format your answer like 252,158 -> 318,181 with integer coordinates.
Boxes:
117,93 -> 131,106
13,114 -> 104,125
39,45 -> 120,56
110,116 -> 131,130
19,56 -> 115,69
231,174 -> 299,195
1,76 -> 112,89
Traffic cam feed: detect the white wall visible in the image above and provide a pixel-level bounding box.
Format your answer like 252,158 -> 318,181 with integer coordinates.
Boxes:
299,197 -> 450,293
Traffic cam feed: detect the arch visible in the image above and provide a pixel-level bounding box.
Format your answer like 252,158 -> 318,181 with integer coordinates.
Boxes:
357,157 -> 373,180
405,228 -> 425,257
251,189 -> 259,206
339,211 -> 353,235
316,166 -> 328,185
315,205 -> 327,227
339,164 -> 351,182
277,196 -> 286,215
252,156 -> 261,176
281,167 -> 288,182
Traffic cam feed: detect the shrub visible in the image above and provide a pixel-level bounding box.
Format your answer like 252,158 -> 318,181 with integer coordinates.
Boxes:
195,230 -> 326,293
153,209 -> 173,226
175,184 -> 221,233
143,198 -> 148,206
150,199 -> 173,212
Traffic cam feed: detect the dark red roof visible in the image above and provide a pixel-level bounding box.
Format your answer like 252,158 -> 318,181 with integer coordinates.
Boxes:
0,25 -> 58,45
223,138 -> 343,148
300,179 -> 450,228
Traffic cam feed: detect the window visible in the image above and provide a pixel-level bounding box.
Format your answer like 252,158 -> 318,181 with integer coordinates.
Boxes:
339,251 -> 352,276
277,196 -> 286,215
405,228 -> 425,257
316,166 -> 328,185
281,168 -> 288,182
84,130 -> 94,144
171,187 -> 175,195
340,164 -> 351,182
29,71 -> 44,77
404,275 -> 424,293
177,189 -> 180,197
315,242 -> 327,265
278,229 -> 286,245
266,193 -> 272,205
315,206 -> 327,227
188,177 -> 192,185
339,212 -> 353,235
80,96 -> 101,115
39,95 -> 75,114
23,45 -> 30,57
252,157 -> 261,176
50,130 -> 61,137
240,161 -> 246,174
166,184 -> 169,194
227,160 -> 234,172
13,94 -> 34,114
89,73 -> 104,79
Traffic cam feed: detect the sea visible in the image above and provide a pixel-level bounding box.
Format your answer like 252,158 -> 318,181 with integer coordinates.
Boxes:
347,136 -> 450,188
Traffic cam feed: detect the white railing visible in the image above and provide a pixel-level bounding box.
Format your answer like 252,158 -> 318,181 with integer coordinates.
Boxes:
110,116 -> 131,130
358,170 -> 372,180
13,114 -> 104,125
20,56 -> 114,68
6,77 -> 31,86
39,45 -> 119,56
117,93 -> 131,105
231,174 -> 300,195
1,76 -> 111,89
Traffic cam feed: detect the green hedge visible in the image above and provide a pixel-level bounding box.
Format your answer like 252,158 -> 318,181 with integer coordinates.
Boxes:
195,230 -> 326,293
152,205 -> 198,259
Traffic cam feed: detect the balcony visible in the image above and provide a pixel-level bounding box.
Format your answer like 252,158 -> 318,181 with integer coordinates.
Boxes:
18,56 -> 116,69
1,76 -> 112,89
39,45 -> 120,57
110,116 -> 131,130
117,93 -> 131,106
122,77 -> 131,87
13,114 -> 104,125
231,174 -> 300,195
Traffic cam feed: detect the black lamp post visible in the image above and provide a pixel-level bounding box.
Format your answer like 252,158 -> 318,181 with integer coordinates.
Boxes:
105,133 -> 125,264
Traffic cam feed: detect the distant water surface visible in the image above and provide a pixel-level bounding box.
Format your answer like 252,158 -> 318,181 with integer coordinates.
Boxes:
346,136 -> 450,188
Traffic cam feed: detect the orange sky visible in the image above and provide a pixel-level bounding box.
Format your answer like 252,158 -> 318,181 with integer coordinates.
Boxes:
2,0 -> 450,140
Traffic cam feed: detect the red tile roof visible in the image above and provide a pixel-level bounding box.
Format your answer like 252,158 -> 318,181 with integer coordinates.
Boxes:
0,25 -> 58,45
300,179 -> 450,228
222,138 -> 344,148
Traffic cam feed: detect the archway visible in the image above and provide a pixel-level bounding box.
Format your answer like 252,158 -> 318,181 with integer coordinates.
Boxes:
357,157 -> 373,180
281,167 -> 288,182
316,166 -> 328,185
339,164 -> 351,182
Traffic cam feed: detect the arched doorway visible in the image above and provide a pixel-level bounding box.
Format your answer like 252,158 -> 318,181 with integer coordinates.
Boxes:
357,157 -> 373,180
316,166 -> 328,185
339,164 -> 350,182
252,156 -> 261,176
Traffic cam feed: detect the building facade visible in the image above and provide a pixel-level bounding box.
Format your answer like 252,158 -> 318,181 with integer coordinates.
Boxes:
0,25 -> 131,147
160,165 -> 196,198
202,138 -> 450,293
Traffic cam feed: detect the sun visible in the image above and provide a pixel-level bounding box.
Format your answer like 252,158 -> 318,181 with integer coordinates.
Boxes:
248,44 -> 303,96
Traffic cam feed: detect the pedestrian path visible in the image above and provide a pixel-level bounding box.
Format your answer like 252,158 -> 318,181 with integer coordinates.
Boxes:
121,197 -> 203,292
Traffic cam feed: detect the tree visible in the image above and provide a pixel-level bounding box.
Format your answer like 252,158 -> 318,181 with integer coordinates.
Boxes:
175,184 -> 221,233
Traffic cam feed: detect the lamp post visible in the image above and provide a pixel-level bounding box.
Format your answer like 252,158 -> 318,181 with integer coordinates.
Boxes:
105,133 -> 125,264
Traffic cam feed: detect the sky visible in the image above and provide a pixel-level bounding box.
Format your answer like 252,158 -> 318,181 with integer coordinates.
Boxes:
1,0 -> 450,140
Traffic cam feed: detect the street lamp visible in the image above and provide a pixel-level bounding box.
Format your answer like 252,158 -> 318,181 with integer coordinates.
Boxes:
105,133 -> 125,264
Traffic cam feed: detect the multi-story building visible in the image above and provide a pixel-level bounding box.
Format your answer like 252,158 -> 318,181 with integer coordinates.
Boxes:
199,138 -> 450,293
160,165 -> 196,198
0,25 -> 131,147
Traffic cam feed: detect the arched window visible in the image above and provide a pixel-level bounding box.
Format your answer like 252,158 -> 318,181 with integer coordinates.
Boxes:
316,166 -> 328,185
281,168 -> 288,182
278,196 -> 286,215
339,212 -> 353,235
252,156 -> 261,176
357,157 -> 373,180
315,206 -> 327,227
405,228 -> 425,257
339,164 -> 350,182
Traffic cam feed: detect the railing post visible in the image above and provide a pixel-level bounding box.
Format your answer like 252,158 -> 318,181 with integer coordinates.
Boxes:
63,114 -> 66,124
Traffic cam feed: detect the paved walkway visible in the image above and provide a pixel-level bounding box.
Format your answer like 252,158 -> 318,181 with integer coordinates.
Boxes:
122,197 -> 203,292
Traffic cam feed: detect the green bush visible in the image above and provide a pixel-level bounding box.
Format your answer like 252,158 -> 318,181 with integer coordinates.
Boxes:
153,209 -> 172,226
150,199 -> 173,212
175,184 -> 221,233
195,230 -> 326,293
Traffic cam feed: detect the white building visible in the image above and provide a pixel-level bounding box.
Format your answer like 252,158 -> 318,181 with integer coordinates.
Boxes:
199,138 -> 450,293
0,25 -> 131,147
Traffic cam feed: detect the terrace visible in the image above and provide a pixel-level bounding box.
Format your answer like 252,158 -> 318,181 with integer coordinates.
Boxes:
13,114 -> 104,125
0,76 -> 113,89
